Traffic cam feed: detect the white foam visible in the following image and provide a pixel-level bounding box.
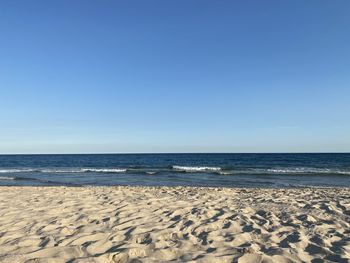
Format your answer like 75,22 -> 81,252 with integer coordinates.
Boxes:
81,168 -> 127,173
0,169 -> 35,173
172,166 -> 222,172
267,168 -> 350,175
40,168 -> 81,173
337,171 -> 350,175
218,171 -> 235,175
0,176 -> 15,180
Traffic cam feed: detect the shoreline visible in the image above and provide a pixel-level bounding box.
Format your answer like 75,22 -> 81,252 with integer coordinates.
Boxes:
1,184 -> 350,190
1,186 -> 349,262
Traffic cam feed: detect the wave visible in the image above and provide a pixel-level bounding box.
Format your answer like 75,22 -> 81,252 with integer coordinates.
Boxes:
217,171 -> 235,175
0,166 -> 349,176
146,171 -> 157,175
0,168 -> 128,174
0,169 -> 37,173
266,167 -> 350,175
40,168 -> 82,173
172,166 -> 222,172
0,175 -> 79,186
215,167 -> 350,176
0,176 -> 15,180
81,168 -> 127,173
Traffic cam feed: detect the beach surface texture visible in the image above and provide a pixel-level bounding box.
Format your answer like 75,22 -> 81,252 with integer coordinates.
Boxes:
0,186 -> 349,262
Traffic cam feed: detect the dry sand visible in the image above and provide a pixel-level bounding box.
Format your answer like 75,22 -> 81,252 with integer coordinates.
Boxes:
0,186 -> 349,263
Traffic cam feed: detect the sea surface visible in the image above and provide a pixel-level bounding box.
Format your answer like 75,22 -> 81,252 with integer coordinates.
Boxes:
0,153 -> 349,188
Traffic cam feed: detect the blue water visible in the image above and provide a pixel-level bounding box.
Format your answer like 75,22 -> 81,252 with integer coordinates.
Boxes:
0,153 -> 349,188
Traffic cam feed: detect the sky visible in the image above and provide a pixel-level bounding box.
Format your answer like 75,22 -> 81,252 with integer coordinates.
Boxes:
0,1 -> 349,153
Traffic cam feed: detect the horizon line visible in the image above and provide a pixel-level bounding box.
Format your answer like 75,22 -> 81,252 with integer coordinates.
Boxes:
0,152 -> 349,155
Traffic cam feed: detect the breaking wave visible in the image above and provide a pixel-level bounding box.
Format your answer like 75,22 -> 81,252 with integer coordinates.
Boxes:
172,166 -> 222,172
0,168 -> 128,174
0,167 -> 349,176
0,169 -> 37,173
266,167 -> 350,175
81,168 -> 127,173
214,167 -> 350,176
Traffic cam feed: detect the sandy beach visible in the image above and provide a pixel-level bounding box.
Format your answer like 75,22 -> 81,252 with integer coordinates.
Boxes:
0,186 -> 349,263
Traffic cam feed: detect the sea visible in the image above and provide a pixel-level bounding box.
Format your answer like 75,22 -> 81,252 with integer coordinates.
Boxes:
0,153 -> 349,188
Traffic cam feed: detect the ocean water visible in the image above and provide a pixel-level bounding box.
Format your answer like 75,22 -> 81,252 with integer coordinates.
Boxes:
0,153 -> 349,188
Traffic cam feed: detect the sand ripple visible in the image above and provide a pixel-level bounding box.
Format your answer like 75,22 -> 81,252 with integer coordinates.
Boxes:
0,186 -> 349,262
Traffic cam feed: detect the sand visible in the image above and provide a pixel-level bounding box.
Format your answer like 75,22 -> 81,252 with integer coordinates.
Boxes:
0,186 -> 349,263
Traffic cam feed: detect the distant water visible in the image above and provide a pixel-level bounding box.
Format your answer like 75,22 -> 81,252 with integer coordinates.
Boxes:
0,154 -> 349,188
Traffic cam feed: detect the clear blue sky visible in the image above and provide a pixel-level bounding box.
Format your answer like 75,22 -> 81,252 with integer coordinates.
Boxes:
0,1 -> 349,153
